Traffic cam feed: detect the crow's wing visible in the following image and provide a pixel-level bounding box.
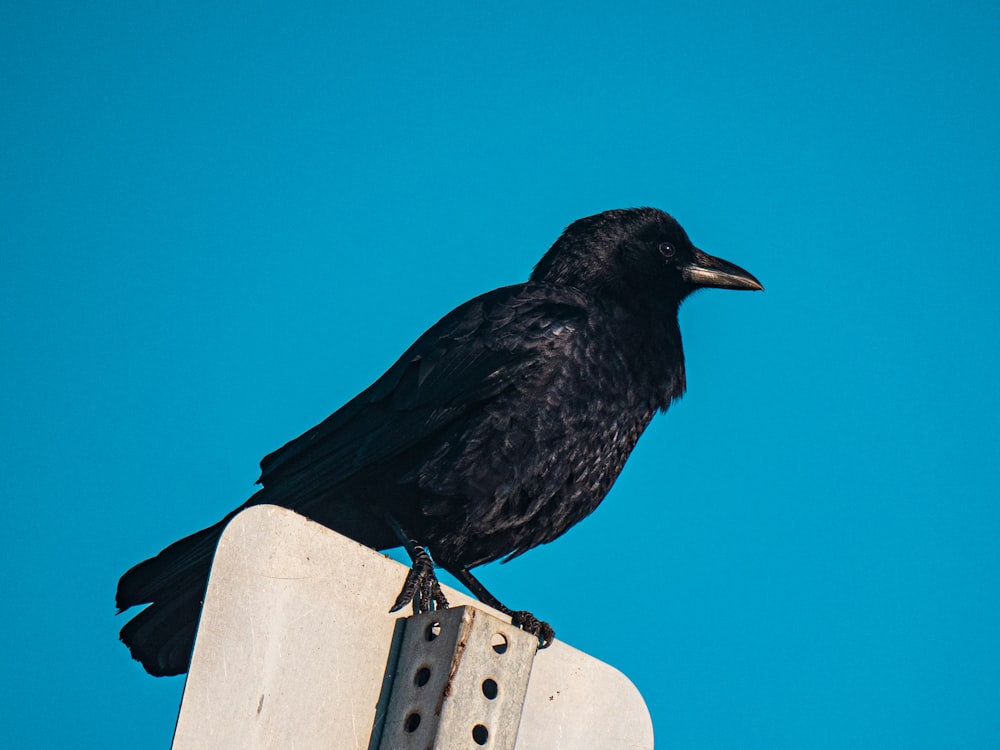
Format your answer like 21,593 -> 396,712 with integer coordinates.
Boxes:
256,283 -> 589,497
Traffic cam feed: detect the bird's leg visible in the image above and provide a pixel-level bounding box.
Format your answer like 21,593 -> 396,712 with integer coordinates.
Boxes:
382,513 -> 449,614
448,566 -> 555,649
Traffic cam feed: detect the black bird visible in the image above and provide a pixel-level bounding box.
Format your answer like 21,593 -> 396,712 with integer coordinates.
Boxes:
116,208 -> 762,676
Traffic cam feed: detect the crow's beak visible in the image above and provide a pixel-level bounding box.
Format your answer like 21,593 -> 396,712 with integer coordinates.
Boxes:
682,248 -> 763,291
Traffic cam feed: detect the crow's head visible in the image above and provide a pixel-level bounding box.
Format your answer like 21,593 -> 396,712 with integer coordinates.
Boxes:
532,208 -> 762,311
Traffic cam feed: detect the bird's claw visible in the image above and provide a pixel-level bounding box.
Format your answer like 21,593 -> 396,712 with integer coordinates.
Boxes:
510,610 -> 555,648
390,545 -> 450,614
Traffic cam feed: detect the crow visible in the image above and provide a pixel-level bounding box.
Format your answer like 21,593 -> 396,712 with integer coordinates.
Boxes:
116,207 -> 762,676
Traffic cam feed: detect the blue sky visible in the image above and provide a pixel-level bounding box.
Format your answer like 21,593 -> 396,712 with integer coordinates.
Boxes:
2,2 -> 998,747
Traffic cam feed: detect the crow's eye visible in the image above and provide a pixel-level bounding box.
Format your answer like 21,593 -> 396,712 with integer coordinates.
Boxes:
658,242 -> 676,259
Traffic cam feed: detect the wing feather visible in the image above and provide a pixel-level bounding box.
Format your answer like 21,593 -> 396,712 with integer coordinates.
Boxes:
256,284 -> 588,495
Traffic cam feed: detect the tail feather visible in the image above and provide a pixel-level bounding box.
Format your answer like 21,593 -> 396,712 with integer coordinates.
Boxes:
119,587 -> 204,676
116,518 -> 231,676
117,491 -> 396,676
116,520 -> 228,611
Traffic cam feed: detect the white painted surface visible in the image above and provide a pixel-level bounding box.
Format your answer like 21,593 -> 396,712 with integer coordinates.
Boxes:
172,505 -> 653,749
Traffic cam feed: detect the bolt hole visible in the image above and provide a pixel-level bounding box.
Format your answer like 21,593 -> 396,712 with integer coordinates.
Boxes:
472,723 -> 489,745
404,712 -> 421,732
425,621 -> 441,641
481,678 -> 498,700
490,633 -> 508,654
414,666 -> 431,687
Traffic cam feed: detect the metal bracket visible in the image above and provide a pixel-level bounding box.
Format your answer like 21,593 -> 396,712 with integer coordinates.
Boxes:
376,606 -> 538,749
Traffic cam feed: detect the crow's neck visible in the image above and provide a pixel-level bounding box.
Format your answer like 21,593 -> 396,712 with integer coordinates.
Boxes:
604,298 -> 687,411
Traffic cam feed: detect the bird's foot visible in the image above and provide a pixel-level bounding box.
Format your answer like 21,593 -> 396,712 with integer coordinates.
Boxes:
390,545 -> 450,614
510,610 -> 555,649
